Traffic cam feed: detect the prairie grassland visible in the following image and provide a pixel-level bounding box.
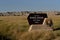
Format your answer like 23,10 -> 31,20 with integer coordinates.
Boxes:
0,15 -> 60,40
50,16 -> 60,28
0,16 -> 29,39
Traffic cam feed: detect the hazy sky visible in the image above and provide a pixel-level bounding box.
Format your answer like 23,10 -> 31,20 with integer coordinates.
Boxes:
0,0 -> 60,12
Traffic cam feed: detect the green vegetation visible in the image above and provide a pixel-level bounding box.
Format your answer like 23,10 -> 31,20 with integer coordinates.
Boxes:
0,16 -> 60,40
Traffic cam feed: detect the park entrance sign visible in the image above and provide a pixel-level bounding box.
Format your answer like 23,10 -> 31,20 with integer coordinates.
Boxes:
27,13 -> 48,25
27,13 -> 53,31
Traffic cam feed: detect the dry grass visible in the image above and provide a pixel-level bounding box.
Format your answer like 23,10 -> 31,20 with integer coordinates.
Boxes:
0,16 -> 29,40
20,30 -> 55,40
0,15 -> 60,40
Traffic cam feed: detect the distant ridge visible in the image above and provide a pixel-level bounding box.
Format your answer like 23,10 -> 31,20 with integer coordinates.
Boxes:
0,11 -> 60,16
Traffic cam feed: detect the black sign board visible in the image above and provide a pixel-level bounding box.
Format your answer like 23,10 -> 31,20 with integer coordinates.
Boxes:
27,13 -> 48,25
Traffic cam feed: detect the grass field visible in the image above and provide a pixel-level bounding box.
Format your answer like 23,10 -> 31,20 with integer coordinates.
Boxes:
0,15 -> 60,40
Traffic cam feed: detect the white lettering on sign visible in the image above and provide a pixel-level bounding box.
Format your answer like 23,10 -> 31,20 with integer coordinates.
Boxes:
30,17 -> 44,19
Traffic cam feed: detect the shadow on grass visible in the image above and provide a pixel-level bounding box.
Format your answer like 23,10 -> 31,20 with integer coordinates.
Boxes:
0,34 -> 11,40
53,28 -> 60,31
0,20 -> 3,21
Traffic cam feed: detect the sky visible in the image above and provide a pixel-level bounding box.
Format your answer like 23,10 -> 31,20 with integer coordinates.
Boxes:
0,0 -> 60,12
